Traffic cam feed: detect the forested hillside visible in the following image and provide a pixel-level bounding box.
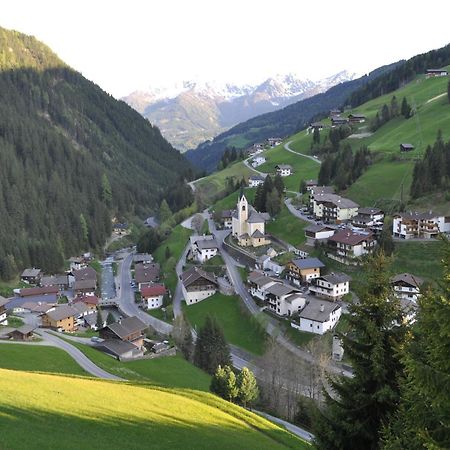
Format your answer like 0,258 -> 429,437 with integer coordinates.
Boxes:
0,27 -> 192,277
185,63 -> 400,172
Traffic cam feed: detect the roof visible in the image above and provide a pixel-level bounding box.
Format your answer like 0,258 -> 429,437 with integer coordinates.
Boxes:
400,143 -> 414,149
314,193 -> 359,209
195,239 -> 219,250
266,283 -> 298,297
249,175 -> 265,181
311,186 -> 335,195
348,114 -> 366,119
135,263 -> 161,284
221,209 -> 234,218
299,300 -> 341,322
319,272 -> 351,285
248,271 -> 265,283
304,224 -> 335,234
21,268 -> 41,278
8,325 -> 36,335
100,339 -> 138,357
285,293 -> 305,305
40,275 -> 68,286
328,229 -> 374,246
71,302 -> 90,315
247,210 -> 266,224
19,286 -> 59,297
358,207 -> 383,215
74,279 -> 97,291
133,253 -> 153,263
181,266 -> 217,288
391,273 -> 424,288
426,68 -> 448,72
251,229 -> 265,239
69,256 -> 84,263
306,179 -> 318,186
107,316 -> 147,339
393,211 -> 438,221
46,305 -> 78,321
73,266 -> 97,282
141,284 -> 166,297
290,257 -> 325,270
73,295 -> 99,306
310,122 -> 323,127
21,301 -> 53,313
276,164 -> 292,170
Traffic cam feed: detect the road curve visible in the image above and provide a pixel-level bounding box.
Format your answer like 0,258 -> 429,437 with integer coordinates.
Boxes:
284,140 -> 322,164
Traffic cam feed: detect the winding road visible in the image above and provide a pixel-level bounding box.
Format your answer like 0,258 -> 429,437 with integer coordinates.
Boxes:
283,140 -> 322,164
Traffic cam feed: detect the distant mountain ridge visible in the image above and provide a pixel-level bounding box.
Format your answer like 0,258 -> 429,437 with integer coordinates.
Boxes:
122,71 -> 356,152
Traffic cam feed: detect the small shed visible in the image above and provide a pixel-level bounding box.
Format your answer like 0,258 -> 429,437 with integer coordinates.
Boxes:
400,143 -> 414,152
7,325 -> 36,341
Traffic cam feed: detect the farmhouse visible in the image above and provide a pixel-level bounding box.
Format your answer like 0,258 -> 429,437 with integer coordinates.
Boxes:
133,253 -> 153,264
73,295 -> 99,311
286,257 -> 325,285
134,263 -> 161,290
348,114 -> 366,123
328,229 -> 376,260
400,143 -> 414,152
190,235 -> 219,263
181,266 -> 218,305
426,68 -> 448,77
304,224 -> 335,246
100,316 -> 147,351
267,137 -> 282,147
73,266 -> 97,283
21,301 -> 53,314
73,279 -> 97,297
309,272 -> 351,301
251,156 -> 266,168
331,116 -> 348,126
311,193 -> 359,223
275,164 -> 293,177
68,257 -> 86,272
221,210 -> 234,229
248,175 -> 265,187
352,207 -> 384,229
7,325 -> 36,341
232,192 -> 270,247
295,300 -> 342,335
265,283 -> 305,317
309,122 -> 323,131
391,273 -> 424,302
20,268 -> 42,285
305,179 -> 318,191
392,211 -> 450,239
0,297 -> 8,325
329,109 -> 341,117
141,284 -> 166,310
42,305 -> 78,332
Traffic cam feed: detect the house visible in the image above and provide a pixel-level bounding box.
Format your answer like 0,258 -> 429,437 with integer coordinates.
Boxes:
21,301 -> 53,314
20,268 -> 42,285
310,122 -> 323,131
329,109 -> 341,117
248,175 -> 265,187
41,305 -> 78,332
83,310 -> 107,331
73,279 -> 97,297
286,258 -> 325,285
134,262 -> 161,290
352,207 -> 384,229
294,244 -> 310,259
190,235 -> 219,263
391,273 -> 424,302
328,229 -> 376,260
311,193 -> 359,223
392,212 -> 450,239
72,302 -> 95,327
40,274 -> 69,291
133,253 -> 153,264
98,339 -> 144,360
295,300 -> 342,335
267,137 -> 282,147
99,316 -> 147,351
331,116 -> 348,126
73,295 -> 99,311
309,272 -> 351,301
304,224 -> 336,246
221,210 -> 234,229
113,222 -> 128,234
232,192 -> 270,247
19,286 -> 60,298
426,68 -> 448,77
68,257 -> 86,272
73,266 -> 97,283
275,164 -> 293,177
305,179 -> 318,191
7,325 -> 36,341
181,266 -> 218,305
141,284 -> 166,310
0,296 -> 8,325
255,255 -> 284,275
151,342 -> 170,354
247,271 -> 280,301
348,114 -> 366,123
266,283 -> 305,317
251,156 -> 266,168
400,298 -> 419,324
400,143 -> 414,152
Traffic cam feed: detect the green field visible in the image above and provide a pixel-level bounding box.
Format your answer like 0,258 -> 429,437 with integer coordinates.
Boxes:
266,204 -> 308,247
183,293 -> 267,355
212,187 -> 257,213
153,224 -> 192,293
0,369 -> 309,450
0,344 -> 87,376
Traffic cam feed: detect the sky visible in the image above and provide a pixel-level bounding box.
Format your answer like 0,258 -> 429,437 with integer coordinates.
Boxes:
2,0 -> 450,98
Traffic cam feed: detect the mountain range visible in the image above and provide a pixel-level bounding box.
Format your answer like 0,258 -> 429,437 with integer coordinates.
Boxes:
122,71 -> 356,152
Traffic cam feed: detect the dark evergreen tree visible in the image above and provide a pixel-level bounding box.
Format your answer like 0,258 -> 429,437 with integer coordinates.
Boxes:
137,228 -> 161,254
299,179 -> 307,194
314,253 -> 406,450
313,127 -> 321,145
400,97 -> 411,118
265,189 -> 282,217
106,312 -> 115,325
390,95 -> 399,117
96,308 -> 104,330
253,184 -> 265,212
273,174 -> 285,196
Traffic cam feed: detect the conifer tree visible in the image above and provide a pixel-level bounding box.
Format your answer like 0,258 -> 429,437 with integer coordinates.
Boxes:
159,199 -> 172,224
299,179 -> 307,194
96,308 -> 104,330
314,253 -> 406,450
313,127 -> 321,145
237,367 -> 259,408
400,97 -> 411,118
106,312 -> 115,325
273,174 -> 285,197
253,184 -> 265,212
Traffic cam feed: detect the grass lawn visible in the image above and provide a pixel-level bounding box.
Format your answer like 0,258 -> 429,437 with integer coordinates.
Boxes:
0,369 -> 310,450
183,293 -> 267,355
6,316 -> 24,327
284,324 -> 317,348
65,329 -> 99,338
153,224 -> 192,293
212,187 -> 257,213
0,277 -> 28,297
147,307 -> 173,323
266,204 -> 308,247
0,344 -> 87,376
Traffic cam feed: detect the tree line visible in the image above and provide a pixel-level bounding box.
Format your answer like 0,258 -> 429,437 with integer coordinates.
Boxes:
253,174 -> 285,216
370,95 -> 412,131
217,146 -> 245,170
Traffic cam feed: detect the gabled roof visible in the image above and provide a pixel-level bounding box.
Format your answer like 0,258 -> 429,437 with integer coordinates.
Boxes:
40,275 -> 68,286
290,257 -> 325,270
393,211 -> 438,221
19,286 -> 59,297
100,339 -> 138,357
358,207 -> 383,215
133,253 -> 153,263
135,263 -> 161,284
249,175 -> 265,181
328,229 -> 374,246
181,266 -> 217,288
73,295 -> 99,306
299,300 -> 341,322
141,284 -> 166,297
221,209 -> 234,218
304,224 -> 335,234
247,211 -> 266,224
74,279 -> 97,291
72,302 -> 90,316
311,186 -> 335,195
107,316 -> 147,340
313,193 -> 359,209
275,164 -> 292,170
73,266 -> 97,282
266,283 -> 298,297
8,325 -> 36,335
195,239 -> 218,250
21,268 -> 41,278
21,301 -> 53,313
46,305 -> 78,321
318,272 -> 351,285
391,273 -> 424,288
285,293 -> 305,305
306,179 -> 318,186
251,229 -> 265,239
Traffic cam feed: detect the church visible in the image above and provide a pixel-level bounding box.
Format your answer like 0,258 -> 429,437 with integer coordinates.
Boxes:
232,191 -> 270,247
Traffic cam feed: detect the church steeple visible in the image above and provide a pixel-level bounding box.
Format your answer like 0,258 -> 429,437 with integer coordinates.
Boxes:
238,191 -> 248,223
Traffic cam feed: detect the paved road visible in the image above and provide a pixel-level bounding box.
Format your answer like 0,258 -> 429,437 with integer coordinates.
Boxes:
285,198 -> 317,224
243,156 -> 268,177
117,252 -> 173,335
284,140 -> 322,164
173,243 -> 190,318
36,329 -> 124,380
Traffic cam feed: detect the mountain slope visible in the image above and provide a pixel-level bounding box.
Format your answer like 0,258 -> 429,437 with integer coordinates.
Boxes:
185,64 -> 399,172
0,27 -> 191,277
123,72 -> 356,152
0,369 -> 308,450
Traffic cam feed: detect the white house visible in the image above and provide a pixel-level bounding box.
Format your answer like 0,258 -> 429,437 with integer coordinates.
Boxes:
267,137 -> 282,147
352,207 -> 384,230
256,255 -> 284,275
304,224 -> 336,246
391,273 -> 423,302
305,179 -> 318,191
248,175 -> 265,187
309,272 -> 351,301
181,267 -> 218,305
392,212 -> 450,239
294,300 -> 342,335
265,283 -> 305,317
328,229 -> 376,260
190,235 -> 219,263
141,284 -> 166,309
221,210 -> 234,229
275,164 -> 293,177
247,271 -> 279,301
311,193 -> 359,223
251,156 -> 266,168
0,296 -> 8,325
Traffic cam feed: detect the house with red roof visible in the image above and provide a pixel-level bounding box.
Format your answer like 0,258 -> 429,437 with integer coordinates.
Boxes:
140,284 -> 166,310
